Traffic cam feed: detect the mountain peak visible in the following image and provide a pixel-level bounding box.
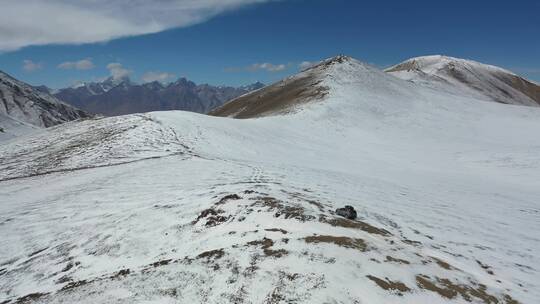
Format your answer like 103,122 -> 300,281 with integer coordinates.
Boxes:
103,76 -> 132,87
387,55 -> 539,106
386,55 -> 516,76
172,77 -> 196,87
211,55 -> 400,119
325,54 -> 354,64
302,55 -> 355,72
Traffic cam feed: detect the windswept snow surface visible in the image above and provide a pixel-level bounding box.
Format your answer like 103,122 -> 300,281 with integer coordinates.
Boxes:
1,58 -> 539,303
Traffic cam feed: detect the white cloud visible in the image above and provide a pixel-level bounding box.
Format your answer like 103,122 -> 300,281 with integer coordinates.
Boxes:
141,71 -> 176,83
106,63 -> 132,80
22,60 -> 43,72
225,62 -> 290,73
58,58 -> 94,70
0,0 -> 271,51
299,61 -> 317,70
58,58 -> 95,70
248,63 -> 287,72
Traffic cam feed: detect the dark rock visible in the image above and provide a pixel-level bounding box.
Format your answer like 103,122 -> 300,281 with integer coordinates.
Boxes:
335,205 -> 357,220
216,194 -> 242,205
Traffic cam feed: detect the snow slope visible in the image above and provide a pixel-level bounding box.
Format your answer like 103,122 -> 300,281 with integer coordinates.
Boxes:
386,55 -> 540,107
0,114 -> 37,142
1,57 -> 539,304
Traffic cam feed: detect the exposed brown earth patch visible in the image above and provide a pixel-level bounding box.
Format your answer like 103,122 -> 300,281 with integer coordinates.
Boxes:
61,279 -> 91,291
303,235 -> 367,252
216,194 -> 242,205
192,208 -> 230,227
431,257 -> 455,270
247,238 -> 288,258
150,259 -> 173,268
385,255 -> 410,265
265,228 -> 288,234
306,200 -> 326,212
415,275 -> 516,303
110,268 -> 130,279
210,71 -> 328,118
503,294 -> 521,304
366,275 -> 411,294
281,190 -> 326,212
319,215 -> 390,236
263,271 -> 325,303
402,238 -> 422,246
503,74 -> 540,104
197,249 -> 225,260
252,196 -> 315,222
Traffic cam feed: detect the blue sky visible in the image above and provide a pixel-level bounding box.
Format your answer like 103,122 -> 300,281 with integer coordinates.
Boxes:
0,0 -> 539,88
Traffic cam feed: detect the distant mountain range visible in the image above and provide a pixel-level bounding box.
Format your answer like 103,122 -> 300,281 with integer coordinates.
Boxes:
52,77 -> 265,116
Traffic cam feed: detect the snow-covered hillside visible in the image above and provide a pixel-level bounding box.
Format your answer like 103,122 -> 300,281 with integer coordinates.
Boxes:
0,70 -> 89,134
386,55 -> 540,107
0,113 -> 37,142
1,56 -> 539,304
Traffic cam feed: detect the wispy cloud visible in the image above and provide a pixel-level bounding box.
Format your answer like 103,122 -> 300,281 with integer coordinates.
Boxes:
22,60 -> 43,72
299,61 -> 318,70
0,0 -> 272,51
141,71 -> 176,83
226,62 -> 290,73
58,58 -> 95,70
106,63 -> 131,80
248,63 -> 287,72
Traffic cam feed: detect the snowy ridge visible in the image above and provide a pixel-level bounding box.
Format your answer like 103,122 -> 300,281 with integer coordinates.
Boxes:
386,55 -> 540,107
389,55 -> 517,76
1,56 -> 540,303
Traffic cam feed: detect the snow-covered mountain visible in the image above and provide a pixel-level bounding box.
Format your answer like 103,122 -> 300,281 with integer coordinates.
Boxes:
210,56 -> 340,118
0,70 -> 88,129
54,77 -> 265,116
1,56 -> 539,304
386,55 -> 540,106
